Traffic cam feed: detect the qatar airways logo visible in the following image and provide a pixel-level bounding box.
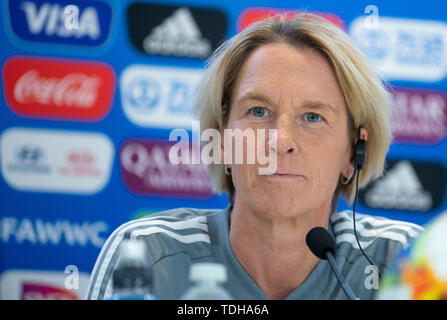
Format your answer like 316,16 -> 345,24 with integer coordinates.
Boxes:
120,138 -> 214,198
390,87 -> 447,144
2,56 -> 115,121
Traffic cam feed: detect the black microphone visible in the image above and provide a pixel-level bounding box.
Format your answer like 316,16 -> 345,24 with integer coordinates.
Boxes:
306,227 -> 358,300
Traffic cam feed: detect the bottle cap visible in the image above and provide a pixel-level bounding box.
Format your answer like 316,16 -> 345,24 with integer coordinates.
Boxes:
189,263 -> 227,283
118,238 -> 148,267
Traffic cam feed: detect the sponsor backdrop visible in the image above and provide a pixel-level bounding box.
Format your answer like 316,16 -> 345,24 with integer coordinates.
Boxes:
0,0 -> 446,299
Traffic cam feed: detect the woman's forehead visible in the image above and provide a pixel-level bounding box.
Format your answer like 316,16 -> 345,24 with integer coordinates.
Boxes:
232,42 -> 346,110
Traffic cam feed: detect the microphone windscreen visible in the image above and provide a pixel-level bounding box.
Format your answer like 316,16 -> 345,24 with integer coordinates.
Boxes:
306,227 -> 335,260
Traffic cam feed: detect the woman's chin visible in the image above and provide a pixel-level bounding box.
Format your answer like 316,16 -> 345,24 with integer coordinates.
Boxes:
252,194 -> 309,218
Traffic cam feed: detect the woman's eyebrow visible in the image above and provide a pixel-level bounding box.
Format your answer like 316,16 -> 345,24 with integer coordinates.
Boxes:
301,100 -> 338,114
237,92 -> 273,105
237,93 -> 338,114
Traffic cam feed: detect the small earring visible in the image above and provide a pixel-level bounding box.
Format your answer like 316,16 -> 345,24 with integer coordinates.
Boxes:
224,166 -> 231,176
340,174 -> 353,185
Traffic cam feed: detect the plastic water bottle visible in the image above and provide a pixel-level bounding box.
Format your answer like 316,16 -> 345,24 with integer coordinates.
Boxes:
180,262 -> 233,299
110,238 -> 156,300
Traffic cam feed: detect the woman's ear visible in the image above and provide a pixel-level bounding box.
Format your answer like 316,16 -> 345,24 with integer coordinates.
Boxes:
341,162 -> 355,183
341,126 -> 368,182
355,127 -> 368,170
359,127 -> 368,142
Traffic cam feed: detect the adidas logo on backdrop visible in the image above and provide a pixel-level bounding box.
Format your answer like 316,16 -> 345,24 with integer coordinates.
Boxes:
359,160 -> 446,212
127,3 -> 227,59
143,8 -> 211,57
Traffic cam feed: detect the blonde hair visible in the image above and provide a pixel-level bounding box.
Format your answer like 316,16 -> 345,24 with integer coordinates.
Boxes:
193,13 -> 392,208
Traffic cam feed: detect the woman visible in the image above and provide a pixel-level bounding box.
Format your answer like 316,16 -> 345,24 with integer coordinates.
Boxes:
86,14 -> 423,300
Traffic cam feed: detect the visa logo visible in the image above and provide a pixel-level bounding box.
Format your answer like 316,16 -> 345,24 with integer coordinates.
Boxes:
6,0 -> 113,46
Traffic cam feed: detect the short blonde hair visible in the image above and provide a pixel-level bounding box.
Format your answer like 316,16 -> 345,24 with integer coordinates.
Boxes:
193,13 -> 392,207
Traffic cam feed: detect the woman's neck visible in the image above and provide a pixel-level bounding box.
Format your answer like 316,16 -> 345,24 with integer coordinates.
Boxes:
228,199 -> 330,299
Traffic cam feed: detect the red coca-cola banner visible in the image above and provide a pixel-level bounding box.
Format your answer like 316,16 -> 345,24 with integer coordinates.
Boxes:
2,56 -> 116,121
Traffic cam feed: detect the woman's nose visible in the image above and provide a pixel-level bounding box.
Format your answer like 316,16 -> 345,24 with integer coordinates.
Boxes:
270,115 -> 297,155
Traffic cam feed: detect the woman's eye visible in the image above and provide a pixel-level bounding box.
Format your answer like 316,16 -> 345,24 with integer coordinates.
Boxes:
249,107 -> 268,117
305,112 -> 322,122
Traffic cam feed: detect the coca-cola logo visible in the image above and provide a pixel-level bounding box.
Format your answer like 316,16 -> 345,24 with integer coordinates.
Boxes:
14,70 -> 100,107
2,56 -> 115,121
120,139 -> 214,198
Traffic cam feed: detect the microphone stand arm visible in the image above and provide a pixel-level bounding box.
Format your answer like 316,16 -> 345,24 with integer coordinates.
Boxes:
326,251 -> 358,300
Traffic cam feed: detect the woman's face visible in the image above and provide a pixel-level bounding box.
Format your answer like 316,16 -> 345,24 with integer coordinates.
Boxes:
225,42 -> 354,220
